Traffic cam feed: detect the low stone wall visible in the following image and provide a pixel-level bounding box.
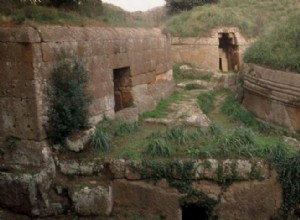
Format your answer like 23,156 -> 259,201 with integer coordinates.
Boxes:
0,157 -> 282,219
0,25 -> 174,142
171,27 -> 253,71
242,63 -> 300,131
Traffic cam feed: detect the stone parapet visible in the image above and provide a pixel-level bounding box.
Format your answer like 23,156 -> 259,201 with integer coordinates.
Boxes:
242,63 -> 300,131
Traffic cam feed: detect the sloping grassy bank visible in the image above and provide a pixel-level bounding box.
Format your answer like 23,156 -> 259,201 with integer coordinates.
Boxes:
165,0 -> 299,38
244,11 -> 300,73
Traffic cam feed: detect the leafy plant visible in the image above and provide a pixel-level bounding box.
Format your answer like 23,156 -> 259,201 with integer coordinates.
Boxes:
48,54 -> 91,144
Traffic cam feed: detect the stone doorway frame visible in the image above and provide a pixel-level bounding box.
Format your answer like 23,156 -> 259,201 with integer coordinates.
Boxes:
218,32 -> 240,72
113,67 -> 133,112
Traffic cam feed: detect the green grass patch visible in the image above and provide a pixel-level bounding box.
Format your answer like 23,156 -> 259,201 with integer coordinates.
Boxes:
244,11 -> 300,73
173,62 -> 212,83
220,93 -> 291,136
142,91 -> 183,118
90,127 -> 111,152
165,0 -> 299,38
0,2 -> 155,27
197,91 -> 216,114
145,132 -> 173,157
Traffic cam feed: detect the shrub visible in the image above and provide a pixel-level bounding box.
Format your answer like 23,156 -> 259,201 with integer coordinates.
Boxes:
146,132 -> 172,157
48,55 -> 91,144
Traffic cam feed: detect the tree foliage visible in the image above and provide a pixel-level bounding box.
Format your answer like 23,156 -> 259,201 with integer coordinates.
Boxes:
48,55 -> 92,144
166,0 -> 218,13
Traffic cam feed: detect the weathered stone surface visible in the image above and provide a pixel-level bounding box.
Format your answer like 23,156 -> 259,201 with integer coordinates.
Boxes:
193,159 -> 269,180
193,180 -> 222,201
113,179 -> 181,220
65,128 -> 95,153
125,163 -> 142,180
242,63 -> 300,131
0,207 -> 31,220
177,80 -> 209,90
70,185 -> 113,216
115,107 -> 139,122
106,159 -> 126,179
172,27 -> 254,71
59,159 -> 104,176
0,146 -> 56,217
215,170 -> 282,220
211,72 -> 237,91
0,25 -> 173,142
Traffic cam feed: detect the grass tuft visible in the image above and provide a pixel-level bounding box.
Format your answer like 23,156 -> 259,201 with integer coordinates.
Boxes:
146,132 -> 172,157
197,91 -> 216,114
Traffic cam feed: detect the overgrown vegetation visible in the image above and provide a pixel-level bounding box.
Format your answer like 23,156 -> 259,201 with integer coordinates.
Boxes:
244,11 -> 300,73
166,0 -> 217,13
270,145 -> 300,218
197,91 -> 216,114
146,132 -> 172,157
221,93 -> 290,135
141,91 -> 183,118
137,160 -> 195,193
0,0 -> 153,26
90,127 -> 111,152
48,55 -> 91,144
89,117 -> 141,153
165,0 -> 300,37
173,62 -> 212,83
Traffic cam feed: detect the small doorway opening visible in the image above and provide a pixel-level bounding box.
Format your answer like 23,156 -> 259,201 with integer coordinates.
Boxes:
113,67 -> 133,112
182,203 -> 210,220
218,32 -> 239,72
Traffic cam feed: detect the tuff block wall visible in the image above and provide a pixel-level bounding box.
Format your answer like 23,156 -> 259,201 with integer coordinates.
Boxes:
171,27 -> 254,71
0,25 -> 174,142
242,64 -> 300,131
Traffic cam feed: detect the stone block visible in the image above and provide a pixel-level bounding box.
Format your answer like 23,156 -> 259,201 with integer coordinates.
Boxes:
70,185 -> 113,216
113,180 -> 181,220
65,128 -> 95,153
0,27 -> 41,43
106,159 -> 126,179
216,171 -> 282,220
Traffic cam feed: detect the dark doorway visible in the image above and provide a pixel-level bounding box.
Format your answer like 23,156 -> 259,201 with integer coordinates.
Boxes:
218,32 -> 239,72
113,67 -> 133,112
182,204 -> 210,220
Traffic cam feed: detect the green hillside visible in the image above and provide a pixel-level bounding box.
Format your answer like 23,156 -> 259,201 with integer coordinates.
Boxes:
165,0 -> 300,38
244,11 -> 300,73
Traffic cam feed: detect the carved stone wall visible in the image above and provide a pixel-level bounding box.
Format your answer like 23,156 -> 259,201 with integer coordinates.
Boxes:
242,63 -> 300,131
171,27 -> 254,72
0,25 -> 174,142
